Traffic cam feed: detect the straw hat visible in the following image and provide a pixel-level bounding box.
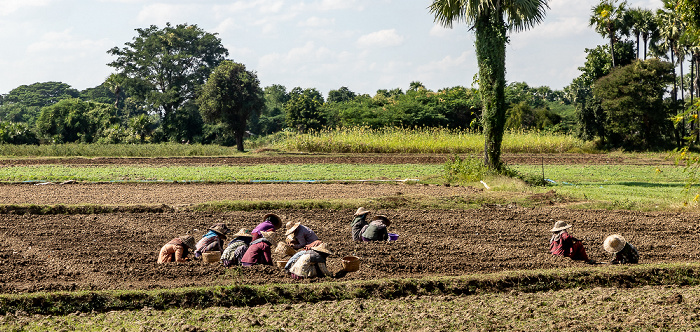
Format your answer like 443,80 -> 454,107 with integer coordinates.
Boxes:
209,223 -> 230,237
179,235 -> 196,250
603,234 -> 627,253
232,228 -> 253,238
285,222 -> 301,236
354,207 -> 370,216
263,213 -> 282,228
374,215 -> 391,226
549,220 -> 572,232
312,243 -> 333,255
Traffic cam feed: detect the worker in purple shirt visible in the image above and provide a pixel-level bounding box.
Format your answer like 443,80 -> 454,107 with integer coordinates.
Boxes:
251,213 -> 282,236
285,222 -> 321,250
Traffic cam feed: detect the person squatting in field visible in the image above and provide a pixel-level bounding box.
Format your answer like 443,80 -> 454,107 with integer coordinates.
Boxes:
603,234 -> 639,264
194,223 -> 230,258
350,207 -> 371,242
285,221 -> 322,250
549,220 -> 594,263
157,235 -> 196,263
285,242 -> 334,279
251,213 -> 283,238
360,215 -> 392,242
241,231 -> 273,266
220,228 -> 254,267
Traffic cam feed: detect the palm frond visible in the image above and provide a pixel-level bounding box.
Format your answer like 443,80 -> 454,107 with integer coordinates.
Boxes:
504,0 -> 550,32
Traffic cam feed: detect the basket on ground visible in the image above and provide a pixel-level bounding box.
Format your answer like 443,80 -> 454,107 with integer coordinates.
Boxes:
276,260 -> 288,268
342,256 -> 361,272
202,251 -> 221,264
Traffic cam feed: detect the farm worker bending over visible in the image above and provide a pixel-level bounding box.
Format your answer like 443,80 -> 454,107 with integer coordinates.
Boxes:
351,207 -> 371,242
241,232 -> 273,266
221,228 -> 254,267
287,243 -> 334,279
603,234 -> 639,264
252,213 -> 282,238
194,223 -> 230,258
549,220 -> 593,263
157,235 -> 196,263
285,221 -> 321,250
360,215 -> 391,242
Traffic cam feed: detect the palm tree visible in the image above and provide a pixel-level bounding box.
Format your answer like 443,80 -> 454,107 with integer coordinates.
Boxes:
628,8 -> 656,59
589,0 -> 629,68
429,0 -> 549,170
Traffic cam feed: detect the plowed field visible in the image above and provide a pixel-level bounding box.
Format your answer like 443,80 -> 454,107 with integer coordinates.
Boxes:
0,154 -> 691,294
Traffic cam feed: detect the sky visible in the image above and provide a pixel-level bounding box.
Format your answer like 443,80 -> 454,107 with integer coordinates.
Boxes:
0,0 -> 663,98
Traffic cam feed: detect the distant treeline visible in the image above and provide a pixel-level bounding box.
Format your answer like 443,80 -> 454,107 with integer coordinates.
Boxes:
0,80 -> 573,147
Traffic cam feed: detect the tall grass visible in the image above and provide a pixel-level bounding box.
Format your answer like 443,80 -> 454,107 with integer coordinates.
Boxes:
0,143 -> 241,158
272,127 -> 596,154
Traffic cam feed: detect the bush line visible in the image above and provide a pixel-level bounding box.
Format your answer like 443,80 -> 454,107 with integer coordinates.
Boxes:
2,264 -> 700,316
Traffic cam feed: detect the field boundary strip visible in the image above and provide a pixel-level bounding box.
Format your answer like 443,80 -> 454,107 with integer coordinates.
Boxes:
2,263 -> 699,316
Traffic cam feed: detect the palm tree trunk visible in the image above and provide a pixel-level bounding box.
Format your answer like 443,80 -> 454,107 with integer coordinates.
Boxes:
609,30 -> 617,67
476,9 -> 507,170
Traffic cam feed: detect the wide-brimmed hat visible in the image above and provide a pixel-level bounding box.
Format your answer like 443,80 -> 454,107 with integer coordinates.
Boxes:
285,222 -> 301,236
550,220 -> 572,232
312,242 -> 333,255
179,235 -> 196,250
263,213 -> 282,228
209,223 -> 230,237
374,215 -> 391,226
603,234 -> 627,253
354,207 -> 370,216
232,228 -> 253,238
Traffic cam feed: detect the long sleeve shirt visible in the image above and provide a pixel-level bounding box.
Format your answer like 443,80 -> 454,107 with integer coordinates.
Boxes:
611,243 -> 639,264
241,238 -> 273,266
290,225 -> 319,250
351,215 -> 368,242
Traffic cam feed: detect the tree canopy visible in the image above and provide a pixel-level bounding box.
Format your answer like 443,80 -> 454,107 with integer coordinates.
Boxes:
197,60 -> 265,151
107,23 -> 228,141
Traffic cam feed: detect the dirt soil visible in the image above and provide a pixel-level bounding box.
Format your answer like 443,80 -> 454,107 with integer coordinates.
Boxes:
1,201 -> 699,293
0,153 -> 688,294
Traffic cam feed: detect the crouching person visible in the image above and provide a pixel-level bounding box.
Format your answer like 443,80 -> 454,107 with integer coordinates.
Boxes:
158,235 -> 196,263
241,232 -> 273,266
285,222 -> 321,250
351,207 -> 371,242
287,243 -> 334,279
221,228 -> 253,267
360,215 -> 391,242
603,234 -> 639,264
194,223 -> 230,258
549,220 -> 594,263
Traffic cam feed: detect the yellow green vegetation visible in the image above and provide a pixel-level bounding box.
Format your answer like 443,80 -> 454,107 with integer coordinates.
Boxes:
271,127 -> 596,153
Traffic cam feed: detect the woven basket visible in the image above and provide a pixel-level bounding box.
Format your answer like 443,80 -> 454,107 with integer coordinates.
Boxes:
202,251 -> 221,264
275,260 -> 288,268
275,242 -> 296,257
342,256 -> 361,272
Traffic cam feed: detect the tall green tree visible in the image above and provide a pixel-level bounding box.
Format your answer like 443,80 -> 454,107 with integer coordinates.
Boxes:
589,0 -> 630,68
285,87 -> 325,133
197,60 -> 264,151
107,23 -> 228,141
430,0 -> 549,170
594,59 -> 675,150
